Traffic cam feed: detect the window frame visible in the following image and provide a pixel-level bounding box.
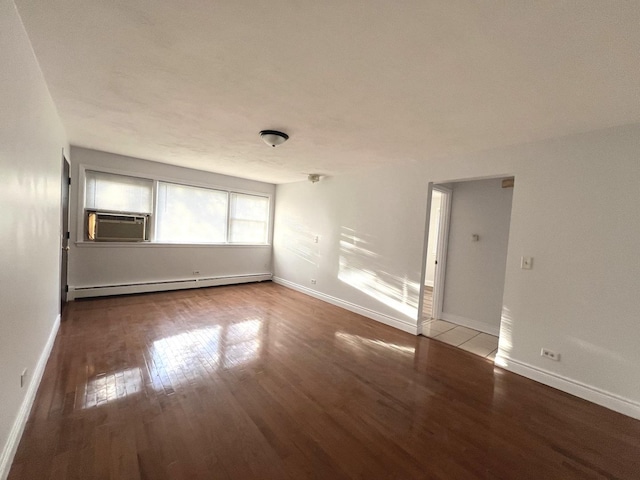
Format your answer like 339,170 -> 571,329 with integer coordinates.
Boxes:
228,192 -> 271,245
155,180 -> 230,244
77,164 -> 273,246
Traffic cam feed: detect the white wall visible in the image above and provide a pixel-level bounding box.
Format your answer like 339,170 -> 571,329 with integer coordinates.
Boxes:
441,179 -> 513,334
273,123 -> 640,419
424,190 -> 442,287
68,147 -> 275,295
0,1 -> 69,476
273,171 -> 428,333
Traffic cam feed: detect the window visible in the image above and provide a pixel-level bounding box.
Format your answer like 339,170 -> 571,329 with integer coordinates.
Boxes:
156,182 -> 227,243
229,193 -> 269,244
85,170 -> 153,214
82,168 -> 271,245
84,171 -> 153,241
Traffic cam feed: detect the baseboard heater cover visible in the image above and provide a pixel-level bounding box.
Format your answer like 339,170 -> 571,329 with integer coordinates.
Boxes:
69,273 -> 272,299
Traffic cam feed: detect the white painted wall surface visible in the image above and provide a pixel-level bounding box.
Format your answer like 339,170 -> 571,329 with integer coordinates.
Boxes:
0,1 -> 68,476
273,171 -> 428,333
273,124 -> 640,418
68,147 -> 275,291
424,191 -> 442,287
441,179 -> 513,333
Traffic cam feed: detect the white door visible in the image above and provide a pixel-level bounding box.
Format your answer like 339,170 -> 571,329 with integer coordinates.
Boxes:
425,191 -> 442,288
432,186 -> 452,321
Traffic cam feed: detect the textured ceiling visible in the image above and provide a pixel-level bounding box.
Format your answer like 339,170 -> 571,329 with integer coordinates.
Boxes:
14,1 -> 640,184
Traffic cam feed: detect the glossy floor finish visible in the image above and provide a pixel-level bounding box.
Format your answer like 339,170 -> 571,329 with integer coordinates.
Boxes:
9,283 -> 640,479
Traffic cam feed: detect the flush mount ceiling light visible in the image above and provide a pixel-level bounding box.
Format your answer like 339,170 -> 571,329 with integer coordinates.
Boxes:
260,130 -> 289,147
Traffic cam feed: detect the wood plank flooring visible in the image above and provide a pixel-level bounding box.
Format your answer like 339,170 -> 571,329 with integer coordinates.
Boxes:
9,282 -> 640,479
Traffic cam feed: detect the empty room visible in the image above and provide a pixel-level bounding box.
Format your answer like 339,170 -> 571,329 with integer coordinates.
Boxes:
2,1 -> 640,479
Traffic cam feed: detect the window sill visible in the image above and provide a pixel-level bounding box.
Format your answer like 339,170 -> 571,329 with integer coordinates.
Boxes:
74,242 -> 272,248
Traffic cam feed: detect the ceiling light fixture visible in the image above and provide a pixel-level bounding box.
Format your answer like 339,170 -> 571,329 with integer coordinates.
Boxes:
260,130 -> 289,147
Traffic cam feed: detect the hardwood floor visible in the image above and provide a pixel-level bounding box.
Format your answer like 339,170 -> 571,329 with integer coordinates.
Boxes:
9,282 -> 640,479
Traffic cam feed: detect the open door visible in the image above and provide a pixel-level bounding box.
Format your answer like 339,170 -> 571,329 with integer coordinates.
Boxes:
430,185 -> 452,321
423,190 -> 442,319
60,154 -> 70,311
419,184 -> 452,326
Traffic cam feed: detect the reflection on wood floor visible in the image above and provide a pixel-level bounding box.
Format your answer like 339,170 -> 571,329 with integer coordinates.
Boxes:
9,282 -> 640,479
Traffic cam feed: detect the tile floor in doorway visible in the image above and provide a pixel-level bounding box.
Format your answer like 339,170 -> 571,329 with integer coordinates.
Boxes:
422,286 -> 498,360
423,319 -> 498,360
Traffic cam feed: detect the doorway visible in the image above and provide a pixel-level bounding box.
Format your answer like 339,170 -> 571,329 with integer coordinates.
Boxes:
60,154 -> 70,311
422,186 -> 451,322
420,177 -> 514,361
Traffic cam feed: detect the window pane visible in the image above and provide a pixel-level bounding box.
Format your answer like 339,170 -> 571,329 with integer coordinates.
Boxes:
229,193 -> 269,243
156,182 -> 227,243
85,170 -> 153,213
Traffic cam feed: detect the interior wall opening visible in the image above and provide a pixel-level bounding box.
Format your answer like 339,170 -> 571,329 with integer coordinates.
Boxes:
420,177 -> 515,362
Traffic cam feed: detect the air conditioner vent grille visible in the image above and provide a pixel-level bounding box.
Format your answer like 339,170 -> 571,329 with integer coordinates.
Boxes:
87,211 -> 148,242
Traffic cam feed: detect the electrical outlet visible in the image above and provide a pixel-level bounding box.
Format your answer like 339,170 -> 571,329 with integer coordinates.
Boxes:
20,368 -> 28,388
310,279 -> 317,285
313,235 -> 319,244
192,271 -> 200,275
541,348 -> 560,361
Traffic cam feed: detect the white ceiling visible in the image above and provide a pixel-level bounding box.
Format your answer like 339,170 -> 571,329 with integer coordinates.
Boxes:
14,1 -> 640,184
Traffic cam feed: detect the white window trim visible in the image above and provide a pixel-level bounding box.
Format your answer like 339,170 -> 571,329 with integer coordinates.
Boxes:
77,164 -> 273,246
228,192 -> 271,245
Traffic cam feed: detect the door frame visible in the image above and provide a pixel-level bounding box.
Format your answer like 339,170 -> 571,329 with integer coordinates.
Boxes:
60,151 -> 70,310
418,183 -> 452,331
430,185 -> 452,321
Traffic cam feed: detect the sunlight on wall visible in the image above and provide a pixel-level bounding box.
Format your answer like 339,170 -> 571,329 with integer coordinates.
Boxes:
340,231 -> 381,259
338,228 -> 420,320
495,305 -> 513,367
335,331 -> 416,357
280,215 -> 319,265
81,367 -> 143,409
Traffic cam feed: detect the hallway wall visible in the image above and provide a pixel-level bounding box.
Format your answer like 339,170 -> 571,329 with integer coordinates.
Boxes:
441,178 -> 513,335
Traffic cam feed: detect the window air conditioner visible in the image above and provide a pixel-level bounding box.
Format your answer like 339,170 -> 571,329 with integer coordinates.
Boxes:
87,212 -> 148,241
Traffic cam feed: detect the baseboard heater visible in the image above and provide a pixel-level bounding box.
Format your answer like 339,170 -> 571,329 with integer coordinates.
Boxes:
69,273 -> 272,300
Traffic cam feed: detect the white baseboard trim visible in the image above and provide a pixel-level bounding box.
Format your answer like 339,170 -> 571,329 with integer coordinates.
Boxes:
69,273 -> 272,300
0,313 -> 61,480
495,354 -> 640,421
272,277 -> 418,335
440,313 -> 500,336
